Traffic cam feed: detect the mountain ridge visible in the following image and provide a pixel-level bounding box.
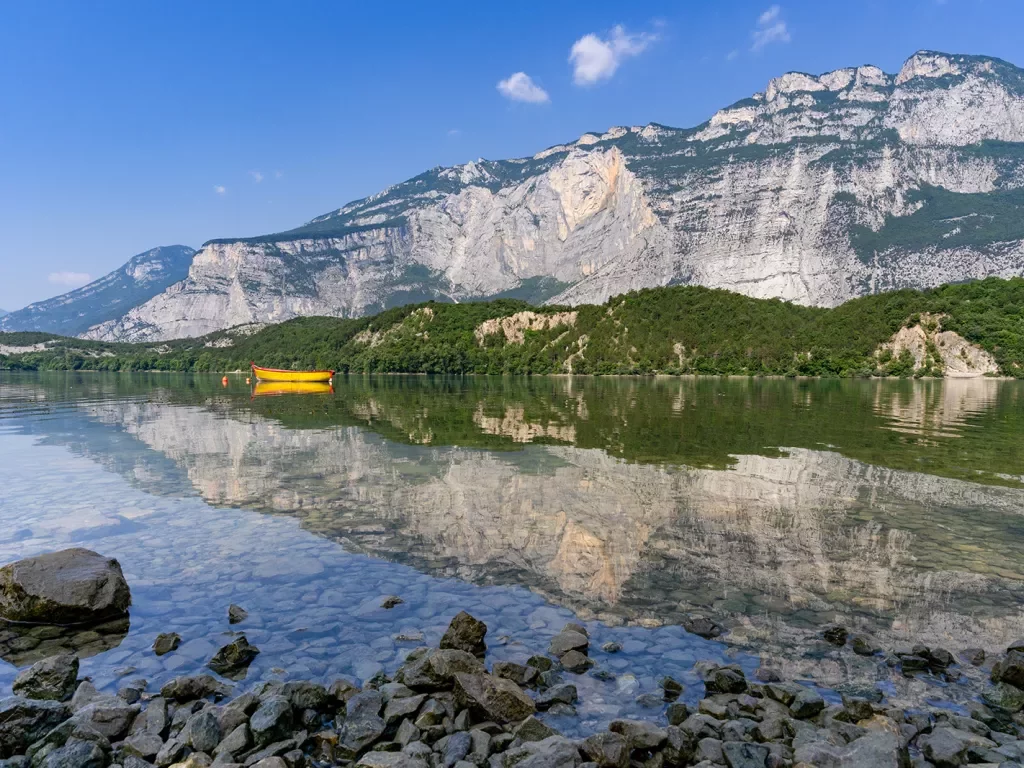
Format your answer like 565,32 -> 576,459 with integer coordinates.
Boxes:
51,50 -> 1024,341
1,245 -> 196,336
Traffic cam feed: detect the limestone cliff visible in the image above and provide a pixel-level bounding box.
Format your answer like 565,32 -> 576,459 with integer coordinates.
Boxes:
86,51 -> 1024,341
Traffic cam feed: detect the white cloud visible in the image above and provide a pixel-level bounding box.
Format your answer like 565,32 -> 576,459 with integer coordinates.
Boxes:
752,5 -> 791,51
497,72 -> 550,104
447,128 -> 462,137
570,25 -> 655,86
213,185 -> 226,196
726,49 -> 739,62
48,271 -> 92,288
249,171 -> 264,183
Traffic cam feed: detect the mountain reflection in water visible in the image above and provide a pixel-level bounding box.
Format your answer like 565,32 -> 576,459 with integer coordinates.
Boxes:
2,373 -> 1023,681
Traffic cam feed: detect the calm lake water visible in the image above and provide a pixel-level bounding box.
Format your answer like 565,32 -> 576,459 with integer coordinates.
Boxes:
1,372 -> 1023,729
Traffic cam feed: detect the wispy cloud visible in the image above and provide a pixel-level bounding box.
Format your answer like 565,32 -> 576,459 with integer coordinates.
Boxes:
447,128 -> 462,137
249,171 -> 264,183
726,49 -> 740,62
570,25 -> 656,86
751,5 -> 791,51
213,185 -> 226,196
48,271 -> 92,288
497,72 -> 550,104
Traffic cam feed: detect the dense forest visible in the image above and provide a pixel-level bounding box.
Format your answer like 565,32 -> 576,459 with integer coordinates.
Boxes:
2,278 -> 1023,377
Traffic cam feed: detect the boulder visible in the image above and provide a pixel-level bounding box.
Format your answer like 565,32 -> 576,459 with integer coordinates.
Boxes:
357,752 -> 427,768
70,698 -> 140,740
722,741 -> 769,768
918,726 -> 995,768
512,716 -> 559,744
822,625 -> 848,646
703,666 -> 747,695
536,684 -> 577,711
548,631 -> 588,658
442,731 -> 472,767
452,673 -> 535,725
227,605 -> 248,624
789,689 -> 825,719
993,650 -> 1024,689
249,696 -> 293,748
558,650 -> 593,673
501,735 -> 581,768
339,690 -> 385,753
608,719 -> 668,750
439,612 -> 487,657
11,653 -> 79,701
493,661 -> 538,688
207,636 -> 259,678
159,675 -> 231,702
398,649 -> 484,691
983,683 -> 1024,714
39,740 -> 105,768
682,615 -> 723,639
793,730 -> 906,767
183,710 -> 220,753
0,549 -> 131,625
152,633 -> 180,656
0,697 -> 70,758
580,731 -> 629,768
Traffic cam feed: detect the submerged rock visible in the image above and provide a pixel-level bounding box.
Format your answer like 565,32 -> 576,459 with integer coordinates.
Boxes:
0,549 -> 131,625
227,604 -> 248,624
152,633 -> 180,656
207,636 -> 260,678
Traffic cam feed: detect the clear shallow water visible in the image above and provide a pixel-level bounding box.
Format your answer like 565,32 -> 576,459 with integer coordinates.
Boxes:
1,372 -> 1024,725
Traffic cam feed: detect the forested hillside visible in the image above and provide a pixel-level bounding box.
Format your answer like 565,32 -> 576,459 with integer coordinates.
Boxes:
3,279 -> 1023,378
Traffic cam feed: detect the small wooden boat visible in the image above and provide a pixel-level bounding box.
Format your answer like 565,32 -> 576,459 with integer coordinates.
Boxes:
250,362 -> 335,383
252,381 -> 334,398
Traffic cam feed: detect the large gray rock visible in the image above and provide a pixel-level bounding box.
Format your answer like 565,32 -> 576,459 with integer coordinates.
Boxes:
357,752 -> 428,768
439,612 -> 487,657
722,741 -> 769,768
452,673 -> 535,725
0,697 -> 70,758
398,649 -> 485,692
339,691 -> 385,753
40,740 -> 105,768
580,731 -> 629,768
918,726 -> 995,768
11,654 -> 79,701
608,719 -> 667,751
793,730 -> 907,767
70,698 -> 140,740
548,631 -> 588,658
501,735 -> 581,768
249,696 -> 293,748
0,549 -> 131,625
183,709 -> 220,753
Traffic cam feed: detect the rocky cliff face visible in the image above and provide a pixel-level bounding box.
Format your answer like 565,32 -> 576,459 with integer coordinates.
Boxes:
88,51 -> 1024,342
2,245 -> 195,336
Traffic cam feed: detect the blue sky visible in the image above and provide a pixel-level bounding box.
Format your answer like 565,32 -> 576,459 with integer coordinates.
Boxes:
0,0 -> 1021,310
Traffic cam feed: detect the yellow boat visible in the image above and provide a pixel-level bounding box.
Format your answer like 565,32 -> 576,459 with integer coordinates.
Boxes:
250,362 -> 334,383
252,381 -> 334,398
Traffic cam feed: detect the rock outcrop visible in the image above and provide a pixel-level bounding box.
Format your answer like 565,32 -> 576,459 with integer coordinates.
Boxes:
879,313 -> 1000,376
84,51 -> 1024,342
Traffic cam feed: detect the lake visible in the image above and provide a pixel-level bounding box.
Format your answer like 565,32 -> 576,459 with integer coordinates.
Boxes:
1,372 -> 1023,731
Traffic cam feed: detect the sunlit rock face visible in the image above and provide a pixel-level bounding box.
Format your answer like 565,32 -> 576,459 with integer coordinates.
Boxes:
87,51 -> 1024,341
80,387 -> 1024,665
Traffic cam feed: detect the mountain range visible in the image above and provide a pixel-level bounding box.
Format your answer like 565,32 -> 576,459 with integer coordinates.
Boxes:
0,246 -> 195,336
16,51 -> 1024,342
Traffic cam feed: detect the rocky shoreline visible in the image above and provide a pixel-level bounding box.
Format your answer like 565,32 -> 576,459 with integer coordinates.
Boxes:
4,608 -> 1024,768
